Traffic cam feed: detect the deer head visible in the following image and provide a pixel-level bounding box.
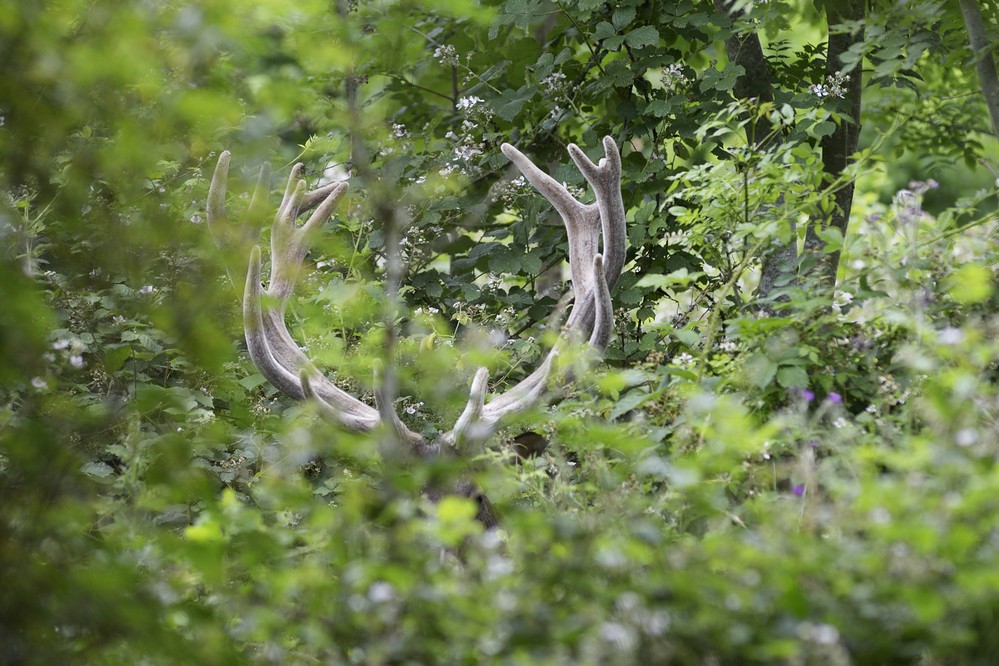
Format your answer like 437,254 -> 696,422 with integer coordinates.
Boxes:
207,137 -> 626,457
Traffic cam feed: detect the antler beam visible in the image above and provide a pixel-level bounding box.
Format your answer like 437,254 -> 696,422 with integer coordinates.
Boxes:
207,136 -> 626,458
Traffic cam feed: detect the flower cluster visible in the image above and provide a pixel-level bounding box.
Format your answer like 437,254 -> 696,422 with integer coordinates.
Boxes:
810,71 -> 851,99
433,44 -> 459,67
443,95 -> 493,174
499,174 -> 531,208
672,352 -> 695,367
537,70 -> 570,123
662,62 -> 690,92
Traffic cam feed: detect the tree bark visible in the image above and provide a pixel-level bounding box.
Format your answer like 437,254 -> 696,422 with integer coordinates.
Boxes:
958,0 -> 999,136
715,0 -> 796,306
804,0 -> 864,289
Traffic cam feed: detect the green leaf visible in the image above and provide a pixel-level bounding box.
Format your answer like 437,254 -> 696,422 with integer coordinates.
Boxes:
625,25 -> 660,49
776,366 -> 809,389
745,354 -> 778,388
239,373 -> 269,389
493,86 -> 535,121
612,6 -> 636,29
947,263 -> 992,304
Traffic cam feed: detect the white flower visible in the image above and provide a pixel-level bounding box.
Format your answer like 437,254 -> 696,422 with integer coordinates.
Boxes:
391,123 -> 409,138
938,327 -> 964,345
69,354 -> 85,369
31,376 -> 47,389
540,71 -> 567,92
138,285 -> 155,295
811,71 -> 850,99
453,144 -> 483,161
673,352 -> 695,367
456,96 -> 483,111
956,428 -> 978,447
718,340 -> 738,353
368,581 -> 396,603
663,62 -> 689,89
433,44 -> 458,67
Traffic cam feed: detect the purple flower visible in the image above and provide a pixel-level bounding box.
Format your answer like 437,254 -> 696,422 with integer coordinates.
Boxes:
807,440 -> 819,448
793,484 -> 805,497
792,388 -> 815,402
827,392 -> 842,404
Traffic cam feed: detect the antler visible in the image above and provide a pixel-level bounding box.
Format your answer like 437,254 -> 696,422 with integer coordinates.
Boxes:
207,137 -> 625,457
441,136 -> 626,447
208,152 -> 424,447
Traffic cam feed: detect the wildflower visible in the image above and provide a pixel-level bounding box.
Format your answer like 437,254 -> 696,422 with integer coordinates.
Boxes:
662,62 -> 689,90
792,484 -> 805,497
391,123 -> 409,138
433,44 -> 459,67
453,144 -> 483,161
810,71 -> 850,99
368,581 -> 396,603
955,428 -> 978,447
599,622 -> 635,649
938,327 -> 964,345
540,71 -> 567,93
826,392 -> 842,404
908,179 -> 939,194
792,388 -> 815,402
832,417 -> 847,429
31,376 -> 47,389
138,285 -> 155,295
456,96 -> 483,112
718,340 -> 738,353
69,354 -> 85,369
672,352 -> 695,367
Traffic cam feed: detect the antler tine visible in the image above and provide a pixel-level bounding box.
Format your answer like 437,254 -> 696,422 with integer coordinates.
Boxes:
567,136 -> 627,286
213,153 -> 423,444
442,137 -> 626,447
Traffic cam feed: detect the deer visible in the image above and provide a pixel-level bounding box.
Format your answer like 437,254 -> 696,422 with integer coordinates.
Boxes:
206,136 -> 626,526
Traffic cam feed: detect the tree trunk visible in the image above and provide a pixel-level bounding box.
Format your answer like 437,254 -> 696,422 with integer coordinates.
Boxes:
715,0 -> 796,306
958,0 -> 999,136
804,0 -> 865,289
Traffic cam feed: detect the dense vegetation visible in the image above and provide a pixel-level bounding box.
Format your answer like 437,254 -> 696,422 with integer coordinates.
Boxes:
3,0 -> 999,662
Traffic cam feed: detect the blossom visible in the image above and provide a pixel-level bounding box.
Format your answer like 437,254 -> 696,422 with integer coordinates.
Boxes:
792,388 -> 815,402
433,44 -> 458,67
453,144 -> 483,161
810,71 -> 850,99
456,96 -> 483,111
826,392 -> 842,404
672,352 -> 695,367
792,484 -> 805,497
540,71 -> 567,93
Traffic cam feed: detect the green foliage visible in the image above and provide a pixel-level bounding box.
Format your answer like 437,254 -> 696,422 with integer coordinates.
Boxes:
3,0 -> 999,664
